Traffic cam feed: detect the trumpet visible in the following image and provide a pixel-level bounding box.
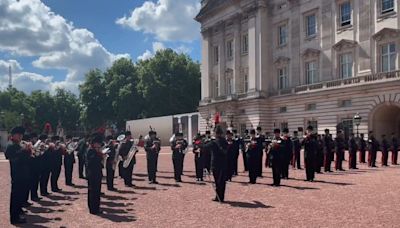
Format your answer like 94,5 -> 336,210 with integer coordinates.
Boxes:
33,140 -> 49,157
66,141 -> 79,155
20,140 -> 34,156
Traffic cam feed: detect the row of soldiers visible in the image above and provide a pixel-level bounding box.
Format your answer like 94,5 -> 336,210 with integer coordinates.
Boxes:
5,127 -> 78,224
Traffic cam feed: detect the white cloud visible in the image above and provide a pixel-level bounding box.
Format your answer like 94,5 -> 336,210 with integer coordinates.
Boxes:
137,41 -> 192,61
0,59 -> 53,93
0,0 -> 130,93
116,0 -> 201,42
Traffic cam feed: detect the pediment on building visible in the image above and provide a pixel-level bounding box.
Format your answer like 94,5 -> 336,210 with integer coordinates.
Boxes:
301,48 -> 320,58
196,0 -> 232,21
274,56 -> 290,65
372,28 -> 400,41
333,39 -> 358,51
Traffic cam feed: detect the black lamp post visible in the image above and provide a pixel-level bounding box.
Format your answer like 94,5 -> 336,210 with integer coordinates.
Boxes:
353,112 -> 362,137
20,113 -> 24,126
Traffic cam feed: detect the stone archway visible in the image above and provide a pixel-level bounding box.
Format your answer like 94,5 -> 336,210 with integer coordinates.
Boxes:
369,103 -> 400,140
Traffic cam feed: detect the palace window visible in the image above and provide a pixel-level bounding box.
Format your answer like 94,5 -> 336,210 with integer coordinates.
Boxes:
244,72 -> 249,93
279,106 -> 287,113
226,77 -> 234,95
381,43 -> 396,72
226,40 -> 233,60
339,53 -> 353,78
305,61 -> 318,84
339,99 -> 352,107
339,1 -> 351,27
306,103 -> 317,111
280,122 -> 288,131
307,120 -> 318,132
278,67 -> 289,89
214,78 -> 219,97
213,46 -> 219,64
242,34 -> 248,54
306,14 -> 316,37
381,0 -> 394,14
278,24 -> 288,46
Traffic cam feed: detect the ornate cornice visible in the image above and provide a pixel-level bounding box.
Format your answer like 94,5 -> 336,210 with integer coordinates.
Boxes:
333,39 -> 358,51
372,28 -> 400,41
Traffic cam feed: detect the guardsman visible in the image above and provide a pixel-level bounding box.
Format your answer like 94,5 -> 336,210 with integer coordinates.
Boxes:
29,133 -> 42,202
302,126 -> 317,182
171,132 -> 188,182
281,128 -> 292,179
358,133 -> 367,163
105,135 -> 117,191
381,134 -> 389,167
86,133 -> 105,215
348,133 -> 358,169
232,129 -> 241,176
64,135 -> 76,186
5,126 -> 29,224
269,129 -> 283,186
291,131 -> 302,169
203,130 -> 212,173
77,135 -> 89,179
323,130 -> 333,172
368,131 -> 379,167
39,135 -> 51,196
50,136 -> 63,192
335,131 -> 346,171
315,135 -> 324,173
119,131 -> 137,187
144,129 -> 161,184
226,130 -> 240,181
193,133 -> 204,181
391,133 -> 399,165
242,129 -> 250,171
256,126 -> 265,177
202,125 -> 228,203
246,129 -> 259,184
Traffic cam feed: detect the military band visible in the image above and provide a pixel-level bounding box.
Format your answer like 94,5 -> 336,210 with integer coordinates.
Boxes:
4,124 -> 400,224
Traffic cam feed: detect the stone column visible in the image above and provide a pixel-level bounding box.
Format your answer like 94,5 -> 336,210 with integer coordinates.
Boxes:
188,115 -> 193,146
218,23 -> 226,96
178,117 -> 182,133
248,13 -> 257,92
233,16 -> 241,94
201,29 -> 211,100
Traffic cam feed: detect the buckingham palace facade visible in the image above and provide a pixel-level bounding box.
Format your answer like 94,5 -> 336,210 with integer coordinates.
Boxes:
195,0 -> 400,139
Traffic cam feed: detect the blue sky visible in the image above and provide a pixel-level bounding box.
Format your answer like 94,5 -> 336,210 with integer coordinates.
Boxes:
0,0 -> 201,94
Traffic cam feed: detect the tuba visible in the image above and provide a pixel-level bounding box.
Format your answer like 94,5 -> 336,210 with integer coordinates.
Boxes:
123,139 -> 138,168
112,134 -> 125,170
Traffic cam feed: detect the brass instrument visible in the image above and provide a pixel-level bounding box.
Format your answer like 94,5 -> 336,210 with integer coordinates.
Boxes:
123,141 -> 138,168
20,140 -> 34,156
112,134 -> 126,170
32,140 -> 49,157
66,141 -> 79,155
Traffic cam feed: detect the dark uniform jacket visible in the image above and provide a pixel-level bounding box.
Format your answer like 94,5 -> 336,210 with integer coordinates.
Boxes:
5,143 -> 31,181
204,137 -> 228,171
86,148 -> 103,179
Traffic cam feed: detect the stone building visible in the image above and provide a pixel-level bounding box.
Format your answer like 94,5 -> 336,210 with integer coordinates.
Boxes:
195,0 -> 400,139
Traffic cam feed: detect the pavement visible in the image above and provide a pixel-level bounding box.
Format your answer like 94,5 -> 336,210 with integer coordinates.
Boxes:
0,148 -> 400,228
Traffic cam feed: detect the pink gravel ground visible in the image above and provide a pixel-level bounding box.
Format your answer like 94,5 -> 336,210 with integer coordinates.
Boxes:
0,148 -> 399,228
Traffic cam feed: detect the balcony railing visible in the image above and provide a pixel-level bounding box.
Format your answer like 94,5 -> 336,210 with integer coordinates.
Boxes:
200,70 -> 400,105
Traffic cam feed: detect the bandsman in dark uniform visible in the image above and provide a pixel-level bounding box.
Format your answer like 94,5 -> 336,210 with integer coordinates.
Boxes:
39,135 -> 51,196
246,129 -> 259,184
50,136 -> 63,192
144,130 -> 161,184
105,135 -> 117,191
256,126 -> 265,177
202,130 -> 212,173
193,133 -> 204,181
368,131 -> 379,167
323,130 -> 333,172
6,126 -> 30,224
269,129 -> 283,186
77,135 -> 89,179
29,133 -> 42,202
119,131 -> 137,187
315,135 -> 324,173
358,133 -> 367,163
334,131 -> 346,171
86,133 -> 105,215
242,129 -> 250,171
202,126 -> 228,203
302,126 -> 317,182
226,130 -> 239,181
291,131 -> 302,169
391,133 -> 399,165
232,129 -> 241,176
281,128 -> 292,179
381,134 -> 389,166
171,132 -> 188,182
64,135 -> 76,186
348,133 -> 358,169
